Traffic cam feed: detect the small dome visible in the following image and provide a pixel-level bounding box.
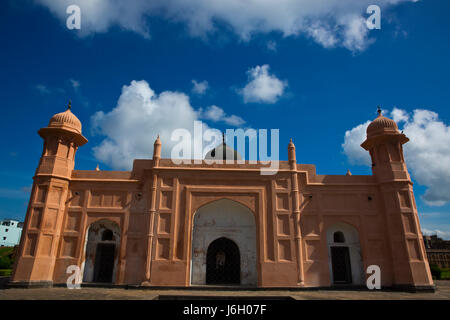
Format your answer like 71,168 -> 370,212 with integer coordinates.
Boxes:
205,142 -> 242,161
48,102 -> 82,134
366,109 -> 398,138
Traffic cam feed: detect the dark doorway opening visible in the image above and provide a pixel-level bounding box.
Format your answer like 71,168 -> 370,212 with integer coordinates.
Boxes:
93,243 -> 115,283
206,237 -> 240,285
331,246 -> 352,284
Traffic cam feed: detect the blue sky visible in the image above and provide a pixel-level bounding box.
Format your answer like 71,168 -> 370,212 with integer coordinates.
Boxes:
0,0 -> 449,238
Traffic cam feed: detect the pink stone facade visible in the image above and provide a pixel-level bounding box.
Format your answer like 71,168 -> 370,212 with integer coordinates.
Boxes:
10,106 -> 434,290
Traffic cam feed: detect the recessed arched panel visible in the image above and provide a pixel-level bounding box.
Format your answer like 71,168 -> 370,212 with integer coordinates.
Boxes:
191,199 -> 257,286
326,223 -> 364,285
82,219 -> 121,284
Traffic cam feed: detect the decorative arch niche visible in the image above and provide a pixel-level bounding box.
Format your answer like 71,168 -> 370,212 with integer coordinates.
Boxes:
81,219 -> 121,284
190,199 -> 257,286
326,222 -> 364,285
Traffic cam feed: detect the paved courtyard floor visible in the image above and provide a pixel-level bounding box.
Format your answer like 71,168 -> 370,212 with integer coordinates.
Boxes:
0,278 -> 449,300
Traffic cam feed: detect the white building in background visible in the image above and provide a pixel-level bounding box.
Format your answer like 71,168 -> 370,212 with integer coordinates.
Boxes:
0,219 -> 23,247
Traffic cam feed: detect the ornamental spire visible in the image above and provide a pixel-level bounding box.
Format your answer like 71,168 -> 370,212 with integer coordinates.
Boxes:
154,134 -> 161,145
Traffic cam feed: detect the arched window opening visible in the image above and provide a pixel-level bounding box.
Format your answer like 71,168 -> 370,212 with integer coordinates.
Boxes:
206,237 -> 240,285
334,231 -> 345,243
102,229 -> 113,241
82,220 -> 120,284
327,223 -> 364,286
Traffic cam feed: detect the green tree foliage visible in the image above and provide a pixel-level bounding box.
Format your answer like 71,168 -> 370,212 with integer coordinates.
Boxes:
429,264 -> 442,280
0,256 -> 12,269
0,247 -> 15,270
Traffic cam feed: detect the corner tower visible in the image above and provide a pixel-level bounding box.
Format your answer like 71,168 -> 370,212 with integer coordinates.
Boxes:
11,102 -> 87,286
361,108 -> 433,290
35,101 -> 87,176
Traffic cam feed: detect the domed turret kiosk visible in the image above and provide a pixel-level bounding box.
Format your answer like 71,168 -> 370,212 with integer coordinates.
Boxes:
366,107 -> 400,138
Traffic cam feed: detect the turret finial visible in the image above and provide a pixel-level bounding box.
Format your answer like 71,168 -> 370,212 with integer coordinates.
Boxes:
154,134 -> 161,145
289,138 -> 295,147
377,106 -> 382,116
67,100 -> 72,110
288,138 -> 296,164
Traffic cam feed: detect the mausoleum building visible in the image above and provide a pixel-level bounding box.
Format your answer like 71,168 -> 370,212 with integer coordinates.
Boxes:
10,104 -> 434,290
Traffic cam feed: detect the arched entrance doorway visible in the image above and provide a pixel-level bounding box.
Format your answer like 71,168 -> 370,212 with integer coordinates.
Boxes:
326,223 -> 364,285
82,219 -> 121,284
206,237 -> 240,285
191,199 -> 257,286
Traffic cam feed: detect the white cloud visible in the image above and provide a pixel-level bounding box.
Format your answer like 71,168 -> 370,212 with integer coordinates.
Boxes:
91,80 -> 248,169
342,120 -> 372,166
342,108 -> 450,206
36,0 -> 417,52
70,79 -> 81,90
340,15 -> 373,52
191,80 -> 209,95
35,84 -> 68,95
266,41 -> 277,52
241,65 -> 287,104
199,105 -> 245,126
306,24 -> 338,49
223,114 -> 245,126
201,105 -> 224,122
92,80 -> 209,170
399,109 -> 450,206
35,84 -> 51,95
391,107 -> 409,123
422,228 -> 450,240
36,0 -> 152,37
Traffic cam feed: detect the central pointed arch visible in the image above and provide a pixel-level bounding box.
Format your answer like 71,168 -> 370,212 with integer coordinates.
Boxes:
190,199 -> 257,286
